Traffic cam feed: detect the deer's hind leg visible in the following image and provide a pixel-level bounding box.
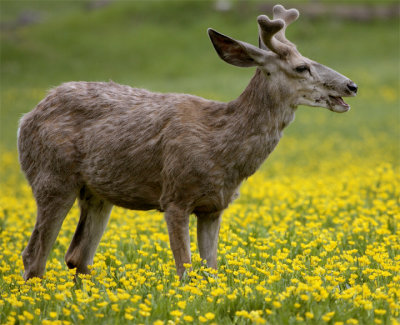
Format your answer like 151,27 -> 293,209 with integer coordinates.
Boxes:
65,186 -> 112,275
22,177 -> 77,281
196,211 -> 222,270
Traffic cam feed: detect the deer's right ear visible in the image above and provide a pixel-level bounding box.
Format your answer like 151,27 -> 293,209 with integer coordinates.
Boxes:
208,28 -> 266,68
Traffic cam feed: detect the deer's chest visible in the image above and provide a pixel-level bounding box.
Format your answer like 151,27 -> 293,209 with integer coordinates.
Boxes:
237,130 -> 281,178
235,110 -> 295,178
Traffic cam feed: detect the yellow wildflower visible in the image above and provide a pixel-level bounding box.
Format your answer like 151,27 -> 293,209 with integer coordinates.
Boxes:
322,311 -> 335,322
170,310 -> 182,317
183,315 -> 194,322
305,312 -> 314,319
374,309 -> 387,316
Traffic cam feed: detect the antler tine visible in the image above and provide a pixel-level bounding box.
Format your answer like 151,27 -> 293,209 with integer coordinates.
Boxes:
272,4 -> 299,46
257,15 -> 291,57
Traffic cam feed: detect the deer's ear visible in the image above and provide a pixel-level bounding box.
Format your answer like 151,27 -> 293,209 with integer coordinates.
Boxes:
208,28 -> 266,67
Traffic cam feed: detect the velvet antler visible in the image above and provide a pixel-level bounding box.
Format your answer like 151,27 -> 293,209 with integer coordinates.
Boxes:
272,4 -> 299,47
257,15 -> 290,57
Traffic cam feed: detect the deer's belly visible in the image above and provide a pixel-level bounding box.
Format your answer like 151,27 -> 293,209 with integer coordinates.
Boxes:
80,153 -> 163,210
84,178 -> 162,211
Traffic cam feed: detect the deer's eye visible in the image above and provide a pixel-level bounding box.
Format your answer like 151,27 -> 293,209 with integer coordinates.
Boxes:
295,65 -> 309,73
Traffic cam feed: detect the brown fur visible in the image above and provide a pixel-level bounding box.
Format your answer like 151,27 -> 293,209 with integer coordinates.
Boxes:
18,5 -> 357,280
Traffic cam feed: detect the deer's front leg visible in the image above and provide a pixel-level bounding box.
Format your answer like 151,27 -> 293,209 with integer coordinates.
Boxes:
164,204 -> 191,278
196,211 -> 222,270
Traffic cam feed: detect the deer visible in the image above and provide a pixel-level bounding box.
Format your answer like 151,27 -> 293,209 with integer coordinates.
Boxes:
18,5 -> 357,281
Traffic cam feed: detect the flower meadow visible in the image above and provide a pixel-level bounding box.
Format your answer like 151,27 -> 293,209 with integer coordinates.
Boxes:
1,1 -> 399,323
0,127 -> 399,325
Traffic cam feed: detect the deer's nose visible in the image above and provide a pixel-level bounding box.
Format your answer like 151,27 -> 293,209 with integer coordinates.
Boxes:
347,81 -> 358,94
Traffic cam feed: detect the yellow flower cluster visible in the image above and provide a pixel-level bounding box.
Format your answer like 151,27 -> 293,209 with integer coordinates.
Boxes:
0,130 -> 399,325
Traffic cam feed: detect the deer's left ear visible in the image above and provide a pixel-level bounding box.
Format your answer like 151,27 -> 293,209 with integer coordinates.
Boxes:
208,28 -> 266,67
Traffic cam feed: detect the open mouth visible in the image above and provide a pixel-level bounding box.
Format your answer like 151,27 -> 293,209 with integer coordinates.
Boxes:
329,95 -> 350,111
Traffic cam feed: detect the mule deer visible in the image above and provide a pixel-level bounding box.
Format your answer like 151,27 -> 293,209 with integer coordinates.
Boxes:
18,5 -> 357,280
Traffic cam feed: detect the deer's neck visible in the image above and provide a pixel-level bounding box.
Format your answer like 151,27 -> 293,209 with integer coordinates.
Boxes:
230,68 -> 295,133
225,68 -> 296,178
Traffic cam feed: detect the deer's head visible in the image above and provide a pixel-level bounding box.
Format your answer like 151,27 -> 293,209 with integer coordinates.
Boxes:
208,4 -> 357,113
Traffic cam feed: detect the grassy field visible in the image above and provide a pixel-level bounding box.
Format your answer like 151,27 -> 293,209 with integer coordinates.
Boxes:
1,1 -> 399,324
